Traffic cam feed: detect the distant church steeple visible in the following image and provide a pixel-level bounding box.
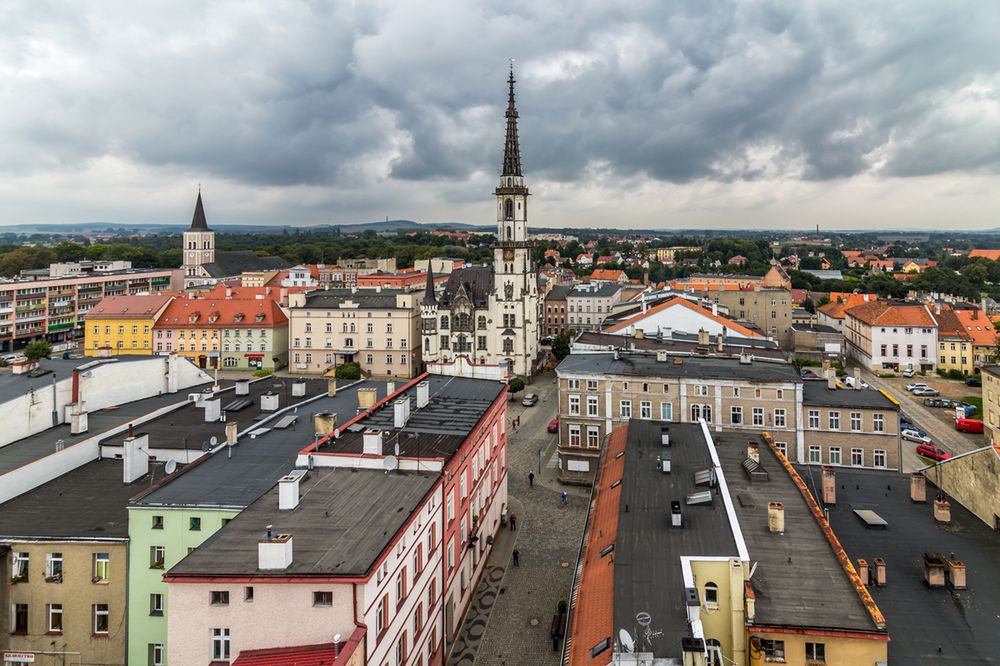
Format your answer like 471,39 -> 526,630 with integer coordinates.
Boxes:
189,189 -> 210,231
502,63 -> 523,178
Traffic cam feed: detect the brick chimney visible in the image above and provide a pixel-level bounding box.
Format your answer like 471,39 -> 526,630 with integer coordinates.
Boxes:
767,502 -> 784,534
933,495 -> 951,523
822,467 -> 836,505
857,558 -> 869,585
910,473 -> 926,502
873,557 -> 887,586
746,441 -> 760,463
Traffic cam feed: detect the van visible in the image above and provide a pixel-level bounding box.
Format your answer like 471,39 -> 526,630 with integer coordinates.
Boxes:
956,418 -> 984,434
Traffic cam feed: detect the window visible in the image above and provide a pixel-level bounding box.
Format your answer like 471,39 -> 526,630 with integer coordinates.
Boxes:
587,379 -> 599,390
313,591 -> 333,607
244,586 -> 254,602
446,494 -> 454,522
808,445 -> 821,464
150,546 -> 165,569
48,603 -> 63,632
691,404 -> 712,422
773,409 -> 786,428
45,552 -> 63,582
851,448 -> 864,466
11,551 -> 28,582
93,604 -> 110,635
149,643 -> 164,666
189,516 -> 201,531
396,632 -> 408,664
828,412 -> 840,430
805,641 -> 826,662
703,582 -> 719,609
640,401 -> 652,419
152,515 -> 164,529
873,413 -> 884,432
775,442 -> 787,456
569,395 -> 580,415
731,406 -> 743,425
850,412 -> 862,431
829,447 -> 842,465
210,590 -> 229,605
568,379 -> 580,390
694,384 -> 708,396
212,628 -> 230,660
874,449 -> 887,468
586,426 -> 600,448
447,541 -> 454,571
568,424 -> 581,447
94,552 -> 110,582
760,639 -> 785,661
660,402 -> 673,420
587,396 -> 599,416
13,603 -> 28,634
150,593 -> 164,616
619,400 -> 632,418
752,408 -> 764,426
808,410 -> 819,429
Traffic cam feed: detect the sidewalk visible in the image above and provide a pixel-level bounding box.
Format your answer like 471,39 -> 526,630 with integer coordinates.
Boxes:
447,496 -> 523,665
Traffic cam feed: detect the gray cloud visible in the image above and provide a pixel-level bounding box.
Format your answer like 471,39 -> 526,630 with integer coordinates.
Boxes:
0,0 -> 998,226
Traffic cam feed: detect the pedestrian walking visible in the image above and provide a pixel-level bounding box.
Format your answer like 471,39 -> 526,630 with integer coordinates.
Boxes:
512,548 -> 520,567
528,471 -> 535,487
561,491 -> 568,507
509,512 -> 517,530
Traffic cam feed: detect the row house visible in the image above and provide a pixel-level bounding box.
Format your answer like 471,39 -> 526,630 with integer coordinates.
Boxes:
544,285 -> 572,336
566,282 -> 622,333
844,300 -> 938,372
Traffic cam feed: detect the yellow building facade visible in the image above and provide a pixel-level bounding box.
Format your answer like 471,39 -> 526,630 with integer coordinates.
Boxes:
84,294 -> 173,357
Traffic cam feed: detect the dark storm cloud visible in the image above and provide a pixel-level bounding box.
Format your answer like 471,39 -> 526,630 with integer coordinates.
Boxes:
1,0 -> 998,193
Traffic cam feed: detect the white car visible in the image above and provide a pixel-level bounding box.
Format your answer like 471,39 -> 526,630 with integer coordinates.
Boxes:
906,383 -> 929,392
841,376 -> 869,389
902,368 -> 915,378
901,428 -> 932,444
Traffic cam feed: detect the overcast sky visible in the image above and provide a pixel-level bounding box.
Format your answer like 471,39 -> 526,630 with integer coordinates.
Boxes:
1,1 -> 998,230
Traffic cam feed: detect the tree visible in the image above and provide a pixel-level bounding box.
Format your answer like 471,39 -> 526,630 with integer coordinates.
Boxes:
334,362 -> 362,380
552,331 -> 572,360
23,340 -> 52,362
802,297 -> 816,314
507,377 -> 525,395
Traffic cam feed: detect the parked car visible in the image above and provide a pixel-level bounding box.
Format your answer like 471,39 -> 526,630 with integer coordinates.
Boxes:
540,336 -> 555,346
923,397 -> 953,408
521,393 -> 538,407
915,444 -> 951,462
901,428 -> 932,444
841,376 -> 870,389
966,377 -> 982,387
547,417 -> 559,433
956,418 -> 984,433
0,354 -> 24,363
906,382 -> 930,392
911,387 -> 940,396
902,368 -> 916,378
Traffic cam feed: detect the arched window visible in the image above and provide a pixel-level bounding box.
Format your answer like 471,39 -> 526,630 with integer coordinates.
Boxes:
691,404 -> 712,423
704,582 -> 719,608
506,226 -> 512,241
440,315 -> 450,330
505,199 -> 514,221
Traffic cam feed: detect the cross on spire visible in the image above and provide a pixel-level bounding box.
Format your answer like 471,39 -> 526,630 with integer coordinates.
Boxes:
502,62 -> 522,177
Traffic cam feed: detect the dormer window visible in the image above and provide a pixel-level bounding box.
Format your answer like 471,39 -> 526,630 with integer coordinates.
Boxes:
208,312 -> 220,323
255,313 -> 265,322
188,313 -> 200,324
234,313 -> 245,323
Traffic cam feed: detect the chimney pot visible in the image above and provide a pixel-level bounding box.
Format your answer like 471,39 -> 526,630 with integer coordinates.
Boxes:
910,473 -> 926,502
873,557 -> 887,586
857,558 -> 869,585
933,496 -> 951,523
363,428 -> 383,456
326,378 -> 338,397
767,502 -> 785,534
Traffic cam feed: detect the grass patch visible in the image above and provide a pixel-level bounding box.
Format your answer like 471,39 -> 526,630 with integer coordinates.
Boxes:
963,395 -> 983,415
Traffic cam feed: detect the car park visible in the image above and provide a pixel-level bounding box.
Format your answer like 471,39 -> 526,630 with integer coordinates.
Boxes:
923,397 -> 954,408
911,387 -> 940,396
915,444 -> 951,462
901,428 -> 932,444
547,417 -> 559,433
956,418 -> 984,433
521,393 -> 538,407
906,382 -> 930,392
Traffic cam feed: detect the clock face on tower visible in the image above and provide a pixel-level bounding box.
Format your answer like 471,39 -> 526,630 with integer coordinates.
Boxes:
503,248 -> 515,261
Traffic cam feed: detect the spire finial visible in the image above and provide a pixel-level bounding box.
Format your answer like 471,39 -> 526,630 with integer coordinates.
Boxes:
501,61 -> 522,177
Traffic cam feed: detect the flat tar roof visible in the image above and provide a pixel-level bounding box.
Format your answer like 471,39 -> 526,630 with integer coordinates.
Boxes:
133,381 -> 388,509
0,355 -> 155,405
167,466 -> 438,578
614,421 -> 739,659
802,381 -> 899,410
799,465 -> 1000,663
718,432 -> 882,634
558,352 -> 800,383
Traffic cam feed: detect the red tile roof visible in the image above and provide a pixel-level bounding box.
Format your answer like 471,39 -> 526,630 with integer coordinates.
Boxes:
969,249 -> 1000,261
845,301 -> 936,327
86,294 -> 173,319
590,269 -> 626,282
604,296 -> 762,338
233,641 -> 347,665
953,308 -> 997,346
817,293 -> 878,320
155,298 -> 288,328
567,425 -> 629,666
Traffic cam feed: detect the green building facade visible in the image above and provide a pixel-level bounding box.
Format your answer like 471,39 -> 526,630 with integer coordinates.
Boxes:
127,506 -> 239,666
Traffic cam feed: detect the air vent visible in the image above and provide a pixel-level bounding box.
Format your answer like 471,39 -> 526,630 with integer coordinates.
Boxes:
686,491 -> 713,506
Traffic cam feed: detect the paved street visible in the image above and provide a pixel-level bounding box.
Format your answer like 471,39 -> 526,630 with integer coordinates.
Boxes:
860,369 -> 983,471
448,371 -> 590,666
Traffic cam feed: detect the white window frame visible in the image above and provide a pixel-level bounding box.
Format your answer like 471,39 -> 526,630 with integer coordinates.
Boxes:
808,410 -> 820,429
568,424 -> 581,447
660,402 -> 673,421
569,395 -> 580,415
752,407 -> 764,427
619,400 -> 632,418
873,413 -> 884,432
586,426 -> 600,448
829,447 -> 842,465
587,396 -> 599,417
730,406 -> 743,425
212,628 -> 230,660
639,401 -> 652,419
829,412 -> 840,431
808,446 -> 821,464
873,449 -> 887,468
851,448 -> 864,467
773,409 -> 786,428
850,412 -> 862,432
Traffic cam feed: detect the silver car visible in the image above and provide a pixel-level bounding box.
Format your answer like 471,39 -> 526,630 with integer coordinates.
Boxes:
521,393 -> 538,406
901,428 -> 932,444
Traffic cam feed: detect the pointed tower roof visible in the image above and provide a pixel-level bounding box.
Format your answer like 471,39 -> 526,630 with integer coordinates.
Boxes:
189,190 -> 210,231
422,268 -> 437,305
501,64 -> 523,177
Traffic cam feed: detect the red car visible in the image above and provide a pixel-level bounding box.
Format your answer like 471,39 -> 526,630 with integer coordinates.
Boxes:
916,444 -> 951,462
956,418 -> 984,434
547,418 -> 559,433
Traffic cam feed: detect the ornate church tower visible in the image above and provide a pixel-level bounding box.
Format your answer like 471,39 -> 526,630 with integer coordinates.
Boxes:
490,65 -> 541,376
181,190 -> 215,284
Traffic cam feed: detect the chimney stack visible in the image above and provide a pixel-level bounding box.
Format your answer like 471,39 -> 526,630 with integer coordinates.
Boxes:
313,412 -> 337,437
933,495 -> 951,523
386,381 -> 395,395
857,558 -> 869,585
235,379 -> 250,396
357,388 -> 377,410
767,502 -> 785,534
910,473 -> 926,502
278,471 -> 305,510
225,421 -> 238,446
716,329 -> 725,352
852,367 -> 861,390
822,467 -> 836,505
948,558 -> 967,589
260,392 -> 280,412
827,374 -> 837,390
393,398 -> 410,429
670,500 -> 682,528
258,532 -> 293,570
326,379 -> 337,397
873,557 -> 887,586
363,429 -> 383,455
747,441 -> 760,463
416,381 -> 430,409
291,380 -> 307,397
122,432 -> 149,484
698,328 -> 710,346
70,409 -> 89,435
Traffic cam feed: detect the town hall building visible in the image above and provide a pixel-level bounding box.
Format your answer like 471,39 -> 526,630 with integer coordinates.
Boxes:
420,68 -> 542,377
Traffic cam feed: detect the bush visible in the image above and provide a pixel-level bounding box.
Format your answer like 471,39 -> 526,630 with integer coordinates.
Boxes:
23,339 -> 52,362
334,362 -> 362,380
946,369 -> 966,381
552,331 -> 572,361
252,368 -> 274,378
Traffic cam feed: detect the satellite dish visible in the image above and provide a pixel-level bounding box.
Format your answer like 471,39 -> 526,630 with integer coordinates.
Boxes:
619,629 -> 635,653
210,436 -> 218,447
383,455 -> 398,472
333,633 -> 342,643
165,460 -> 177,475
749,561 -> 758,579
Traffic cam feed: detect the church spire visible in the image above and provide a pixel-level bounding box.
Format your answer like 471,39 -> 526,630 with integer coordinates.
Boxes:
421,266 -> 437,305
189,190 -> 209,231
502,63 -> 522,177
